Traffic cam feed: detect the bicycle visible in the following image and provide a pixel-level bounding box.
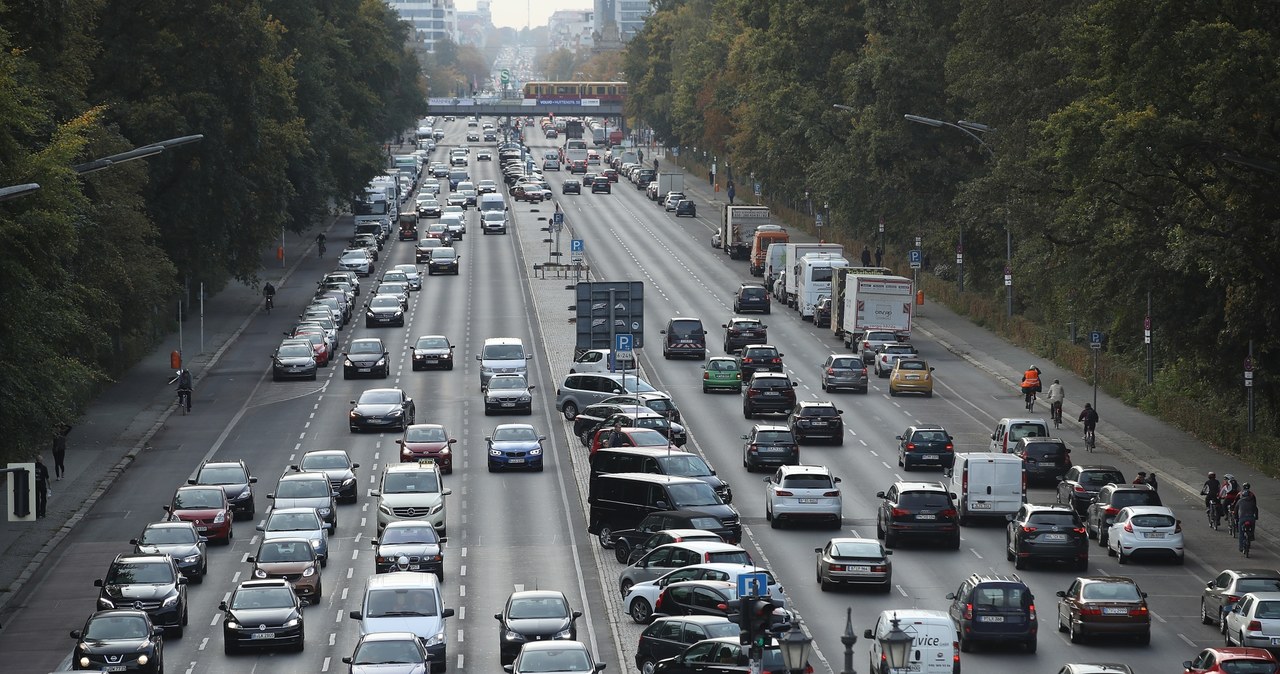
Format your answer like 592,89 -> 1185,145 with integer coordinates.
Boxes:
1082,429 -> 1096,452
264,295 -> 274,314
1051,401 -> 1063,428
1023,389 -> 1037,413
176,389 -> 191,415
317,241 -> 327,258
1207,500 -> 1221,530
1227,507 -> 1239,537
1241,520 -> 1255,557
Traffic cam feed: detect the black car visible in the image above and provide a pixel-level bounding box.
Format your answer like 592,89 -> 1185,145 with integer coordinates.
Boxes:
674,200 -> 696,217
741,424 -> 799,472
789,401 -> 844,444
592,179 -> 612,193
636,616 -> 739,674
1056,465 -> 1125,515
610,510 -> 730,565
946,573 -> 1038,652
189,459 -> 257,520
495,590 -> 582,664
733,284 -> 770,314
1005,504 -> 1088,570
1011,437 -> 1072,486
220,579 -> 306,654
895,425 -> 955,471
562,179 -> 582,194
272,341 -> 318,381
95,554 -> 188,636
572,402 -> 633,439
373,521 -> 446,577
427,248 -> 460,275
295,449 -> 360,503
653,638 -> 796,674
738,345 -> 784,379
742,373 -> 798,418
130,521 -> 208,583
1085,484 -> 1162,545
412,334 -> 456,370
365,295 -> 405,328
70,609 -> 164,673
344,337 -> 390,379
349,387 -> 416,432
722,318 -> 768,354
875,482 -> 961,549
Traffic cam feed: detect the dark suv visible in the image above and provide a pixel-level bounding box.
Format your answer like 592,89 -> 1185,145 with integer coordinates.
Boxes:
95,554 -> 188,636
1085,484 -> 1162,545
738,345 -> 784,379
1056,465 -> 1125,516
876,482 -> 961,549
733,284 -> 771,314
895,425 -> 955,471
742,425 -> 800,471
1011,437 -> 1072,486
742,373 -> 797,418
1005,504 -> 1088,570
722,318 -> 768,354
946,573 -> 1038,652
790,401 -> 844,444
662,317 -> 707,360
189,459 -> 257,520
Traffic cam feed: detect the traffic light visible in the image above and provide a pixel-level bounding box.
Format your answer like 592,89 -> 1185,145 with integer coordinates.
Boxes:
747,598 -> 779,646
11,467 -> 30,518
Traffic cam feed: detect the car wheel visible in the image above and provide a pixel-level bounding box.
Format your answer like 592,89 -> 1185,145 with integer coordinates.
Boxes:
1006,542 -> 1015,562
926,391 -> 933,398
1136,630 -> 1150,646
598,525 -> 614,549
889,388 -> 898,397
1069,619 -> 1083,644
1117,549 -> 1128,565
820,576 -> 833,592
1024,638 -> 1037,654
950,534 -> 961,550
224,639 -> 237,655
620,579 -> 634,596
639,658 -> 657,674
876,520 -> 885,539
1014,553 -> 1025,570
487,463 -> 496,473
884,530 -> 896,549
1098,531 -> 1108,547
615,542 -> 632,564
958,632 -> 972,653
1057,612 -> 1067,633
1201,601 -> 1213,625
562,402 -> 579,420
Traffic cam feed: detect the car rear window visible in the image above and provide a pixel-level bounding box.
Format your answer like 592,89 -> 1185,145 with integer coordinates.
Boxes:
744,347 -> 779,357
1080,471 -> 1125,486
830,358 -> 858,369
972,584 -> 1030,608
1024,443 -> 1067,459
1008,423 -> 1048,442
1111,491 -> 1161,508
752,379 -> 790,390
755,430 -> 795,444
799,406 -> 839,417
741,288 -> 765,298
866,331 -> 896,341
1027,512 -> 1078,527
1081,582 -> 1142,601
781,475 -> 834,489
1129,514 -> 1176,528
706,550 -> 751,565
1237,578 -> 1280,594
898,491 -> 951,508
669,320 -> 703,338
897,360 -> 927,371
912,430 -> 949,443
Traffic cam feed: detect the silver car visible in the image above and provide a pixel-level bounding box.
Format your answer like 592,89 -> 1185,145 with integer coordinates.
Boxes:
819,354 -> 868,393
764,465 -> 843,529
392,264 -> 422,290
269,472 -> 337,528
257,507 -> 331,566
510,641 -> 604,674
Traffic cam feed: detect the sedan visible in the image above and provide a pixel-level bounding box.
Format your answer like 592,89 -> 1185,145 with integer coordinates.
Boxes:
496,590 -> 582,664
417,199 -> 442,218
484,373 -> 535,415
272,342 -> 318,381
373,522 -> 446,577
350,388 -> 416,432
365,295 -> 405,328
344,337 -> 391,379
70,609 -> 164,673
339,250 -> 373,276
257,507 -> 331,565
247,538 -> 323,600
427,248 -> 460,275
164,485 -> 232,543
1224,593 -> 1280,651
131,521 -> 208,583
220,580 -> 306,654
412,334 -> 455,370
487,423 -> 546,472
297,449 -> 360,503
344,631 -> 433,674
509,641 -> 604,674
1106,505 -> 1184,564
815,537 -> 892,592
1055,576 -> 1150,644
398,424 -> 457,472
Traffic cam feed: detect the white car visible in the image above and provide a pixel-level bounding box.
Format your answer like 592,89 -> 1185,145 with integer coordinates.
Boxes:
1106,505 -> 1184,564
621,563 -> 785,624
569,349 -> 613,374
663,193 -> 685,210
373,462 -> 450,534
764,465 -> 842,529
256,507 -> 331,566
874,343 -> 920,378
339,250 -> 372,276
1224,591 -> 1280,649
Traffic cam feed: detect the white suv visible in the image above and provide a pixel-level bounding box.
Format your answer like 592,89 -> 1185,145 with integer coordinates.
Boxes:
764,465 -> 842,529
373,461 -> 451,535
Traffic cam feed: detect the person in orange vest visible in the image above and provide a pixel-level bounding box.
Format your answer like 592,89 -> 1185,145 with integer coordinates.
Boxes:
1020,366 -> 1042,409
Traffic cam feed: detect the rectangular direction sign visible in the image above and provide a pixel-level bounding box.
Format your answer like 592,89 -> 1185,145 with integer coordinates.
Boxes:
576,282 -> 645,350
737,572 -> 769,598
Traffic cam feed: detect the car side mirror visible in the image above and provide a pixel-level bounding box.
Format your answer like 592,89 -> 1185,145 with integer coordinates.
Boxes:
654,501 -> 669,509
494,613 -> 503,621
1056,475 -> 1066,482
475,355 -> 482,360
863,629 -> 874,639
1055,590 -> 1066,598
946,592 -> 956,600
267,493 -> 276,499
349,610 -> 362,620
443,608 -> 455,618
129,538 -> 140,546
256,524 -> 265,531
791,381 -> 798,386
951,493 -> 958,500
990,434 -> 997,440
442,488 -> 453,496
343,658 -> 354,665
573,610 -> 583,619
875,491 -> 887,499
246,555 -> 257,564
596,665 -> 606,672
504,667 -> 514,674
1005,514 -> 1015,522
219,601 -> 229,611
94,579 -> 104,587
763,477 -> 772,483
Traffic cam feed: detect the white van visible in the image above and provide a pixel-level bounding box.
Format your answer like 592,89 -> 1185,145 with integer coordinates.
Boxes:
764,243 -> 788,287
349,572 -> 454,670
988,417 -> 1049,453
947,452 -> 1025,524
863,609 -> 958,674
478,193 -> 506,214
477,337 -> 531,388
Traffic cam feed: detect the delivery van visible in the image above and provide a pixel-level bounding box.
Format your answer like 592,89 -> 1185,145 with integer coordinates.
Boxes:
988,417 -> 1049,453
946,452 -> 1025,524
864,609 -> 959,674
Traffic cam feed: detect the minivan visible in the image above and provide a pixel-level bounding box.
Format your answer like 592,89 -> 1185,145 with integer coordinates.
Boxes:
588,473 -> 740,547
988,417 -> 1049,453
590,447 -> 732,503
477,338 -> 531,388
478,192 -> 506,213
864,609 -> 959,674
350,572 -> 454,671
946,453 -> 1026,524
661,317 -> 707,360
448,169 -> 469,189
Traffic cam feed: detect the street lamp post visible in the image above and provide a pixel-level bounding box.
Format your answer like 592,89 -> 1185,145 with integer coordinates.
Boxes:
881,616 -> 913,672
821,200 -> 829,241
839,607 -> 858,674
778,622 -> 812,674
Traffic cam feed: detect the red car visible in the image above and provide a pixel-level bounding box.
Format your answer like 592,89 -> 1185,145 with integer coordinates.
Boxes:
291,330 -> 331,366
165,485 -> 233,543
1184,647 -> 1277,673
588,426 -> 679,455
397,423 -> 456,473
603,168 -> 619,183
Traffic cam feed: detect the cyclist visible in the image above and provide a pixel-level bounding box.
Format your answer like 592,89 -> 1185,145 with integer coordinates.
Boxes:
1133,471 -> 1149,486
1236,483 -> 1259,552
1221,474 -> 1241,531
316,232 -> 327,256
1078,403 -> 1099,444
1021,366 -> 1042,409
1046,379 -> 1065,425
262,281 -> 276,312
169,369 -> 193,413
1203,471 -> 1222,527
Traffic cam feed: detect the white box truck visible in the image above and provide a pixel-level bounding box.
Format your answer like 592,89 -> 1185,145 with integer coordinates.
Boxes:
719,205 -> 771,259
795,253 -> 850,320
776,243 -> 843,307
839,274 -> 914,347
656,173 -> 685,201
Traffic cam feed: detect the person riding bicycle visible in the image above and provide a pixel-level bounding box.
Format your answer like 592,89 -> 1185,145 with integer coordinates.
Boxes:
1078,403 -> 1099,436
1203,471 -> 1222,519
316,232 -> 327,254
1221,474 -> 1241,514
1046,379 -> 1065,420
1021,366 -> 1042,408
170,369 -> 193,412
1235,483 -> 1259,551
262,281 -> 276,306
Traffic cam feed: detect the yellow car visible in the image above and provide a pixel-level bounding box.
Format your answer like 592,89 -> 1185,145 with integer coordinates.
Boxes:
889,358 -> 935,397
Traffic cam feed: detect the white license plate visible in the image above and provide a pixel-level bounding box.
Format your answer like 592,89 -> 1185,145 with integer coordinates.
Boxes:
798,498 -> 818,504
1102,607 -> 1128,615
104,667 -> 127,672
1271,637 -> 1280,646
850,565 -> 871,573
1144,532 -> 1165,538
810,421 -> 828,426
196,526 -> 208,531
358,367 -> 371,372
763,392 -> 779,396
971,503 -> 992,509
425,359 -> 438,364
501,402 -> 515,407
922,454 -> 939,460
508,458 -> 525,464
250,633 -> 276,640
409,564 -> 421,570
978,615 -> 1005,623
916,514 -> 937,520
1038,462 -> 1056,467
1044,533 -> 1067,541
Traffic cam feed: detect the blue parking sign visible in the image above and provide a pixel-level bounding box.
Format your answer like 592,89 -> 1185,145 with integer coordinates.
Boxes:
737,572 -> 769,598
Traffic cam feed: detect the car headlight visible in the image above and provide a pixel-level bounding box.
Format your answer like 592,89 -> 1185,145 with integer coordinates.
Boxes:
79,657 -> 90,668
318,507 -> 332,516
302,566 -> 316,577
225,620 -> 241,629
440,447 -> 451,455
213,511 -> 226,524
350,410 -> 362,419
98,597 -> 116,609
182,554 -> 202,563
366,310 -> 376,317
236,486 -> 251,499
345,358 -> 355,367
430,503 -> 444,515
388,409 -> 404,417
284,618 -> 300,628
137,655 -> 149,666
554,627 -> 573,639
504,629 -> 524,641
379,504 -> 393,516
162,594 -> 179,608
424,631 -> 446,647
490,449 -> 502,457
529,448 -> 543,456
254,568 -> 268,579
415,350 -> 426,357
341,477 -> 355,486
310,539 -> 322,548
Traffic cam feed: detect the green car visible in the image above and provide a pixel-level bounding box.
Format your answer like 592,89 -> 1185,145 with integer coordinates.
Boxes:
702,357 -> 743,393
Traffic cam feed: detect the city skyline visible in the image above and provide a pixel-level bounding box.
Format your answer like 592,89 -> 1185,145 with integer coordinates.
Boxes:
459,0 -> 593,30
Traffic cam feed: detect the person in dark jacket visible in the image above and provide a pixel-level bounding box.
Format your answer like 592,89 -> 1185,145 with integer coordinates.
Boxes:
860,247 -> 872,267
35,455 -> 50,518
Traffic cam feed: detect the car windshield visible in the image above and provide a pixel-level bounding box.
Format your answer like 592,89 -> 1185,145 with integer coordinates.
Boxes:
1080,471 -> 1125,486
173,488 -> 223,509
359,390 -> 403,405
831,541 -> 882,558
340,252 -> 366,262
257,541 -> 313,563
379,283 -> 407,294
231,587 -> 296,610
350,341 -> 384,355
276,479 -> 330,499
382,526 -> 439,545
406,427 -> 448,443
267,512 -> 321,532
84,615 -> 151,640
370,296 -> 400,309
517,648 -> 592,673
383,273 -> 408,283
383,472 -> 440,494
277,344 -> 313,359
302,453 -> 349,470
353,639 -> 423,665
1081,582 -> 1142,601
139,526 -> 197,545
367,588 -> 439,617
415,337 -> 450,350
198,466 -> 246,484
668,482 -> 722,508
432,249 -> 457,260
107,561 -> 174,585
493,427 -> 540,443
394,265 -> 419,275
655,455 -> 713,477
489,377 -> 527,390
898,360 -> 927,371
483,345 -> 526,359
509,596 -> 570,619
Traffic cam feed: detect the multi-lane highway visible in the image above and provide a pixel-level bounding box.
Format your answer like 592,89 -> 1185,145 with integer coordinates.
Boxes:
3,117 -> 1261,674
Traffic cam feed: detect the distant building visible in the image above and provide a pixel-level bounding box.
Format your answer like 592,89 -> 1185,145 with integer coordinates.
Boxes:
593,0 -> 649,46
456,0 -> 492,47
549,9 -> 594,51
615,0 -> 652,41
389,0 -> 458,53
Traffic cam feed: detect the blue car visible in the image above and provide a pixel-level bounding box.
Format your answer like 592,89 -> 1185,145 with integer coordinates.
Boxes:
486,424 -> 547,472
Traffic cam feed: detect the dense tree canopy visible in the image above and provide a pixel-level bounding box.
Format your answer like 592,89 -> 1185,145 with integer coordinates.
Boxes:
0,0 -> 424,461
627,0 -> 1280,449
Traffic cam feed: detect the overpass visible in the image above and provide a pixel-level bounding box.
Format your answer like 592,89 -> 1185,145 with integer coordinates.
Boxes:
426,97 -> 624,119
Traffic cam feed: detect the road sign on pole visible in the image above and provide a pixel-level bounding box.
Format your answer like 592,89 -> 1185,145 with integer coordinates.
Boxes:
615,333 -> 634,361
737,572 -> 769,598
1090,331 -> 1104,350
909,249 -> 922,269
570,239 -> 584,263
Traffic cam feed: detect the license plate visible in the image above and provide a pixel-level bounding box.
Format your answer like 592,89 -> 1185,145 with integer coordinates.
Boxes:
1272,637 -> 1280,646
810,421 -> 828,426
916,514 -> 936,520
1144,532 -> 1165,538
1044,533 -> 1067,541
764,392 -> 780,396
196,526 -> 208,531
104,667 -> 127,672
425,359 -> 438,364
409,564 -> 421,570
799,498 -> 818,504
358,367 -> 371,372
501,402 -> 515,407
250,633 -> 276,640
508,458 -> 525,464
978,615 -> 1005,623
1102,607 -> 1128,615
971,503 -> 992,509
922,454 -> 939,460
850,565 -> 871,573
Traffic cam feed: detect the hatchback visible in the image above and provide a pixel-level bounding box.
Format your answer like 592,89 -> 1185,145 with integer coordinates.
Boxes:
1106,505 -> 1184,564
741,425 -> 799,471
814,537 -> 892,592
1184,647 -> 1278,674
1202,569 -> 1280,628
674,200 -> 696,217
220,579 -> 306,654
610,511 -> 731,565
888,358 -> 935,397
617,529 -> 726,565
765,465 -> 842,529
790,401 -> 844,444
738,345 -> 784,379
618,542 -> 753,595
875,482 -> 961,549
636,616 -> 739,674
1055,576 -> 1150,644
819,354 -> 868,393
702,357 -> 743,393
1005,504 -> 1088,570
896,425 -> 955,471
1011,437 -> 1072,485
495,590 -> 582,664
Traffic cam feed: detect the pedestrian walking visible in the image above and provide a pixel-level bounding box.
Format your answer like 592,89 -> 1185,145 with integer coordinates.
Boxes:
874,246 -> 884,267
638,149 -> 644,163
860,246 -> 872,267
51,424 -> 69,480
35,455 -> 49,518
727,181 -> 736,205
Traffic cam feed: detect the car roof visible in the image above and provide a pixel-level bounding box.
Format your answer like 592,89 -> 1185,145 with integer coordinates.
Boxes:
1076,465 -> 1122,472
112,553 -> 174,565
893,481 -> 949,492
1240,592 -> 1280,602
650,614 -> 733,627
508,589 -> 568,601
1023,504 -> 1074,514
778,464 -> 833,476
655,540 -> 743,553
907,424 -> 947,431
366,570 -> 443,589
494,423 -> 537,432
665,580 -> 735,589
751,424 -> 791,432
1230,569 -> 1280,579
1078,575 -> 1139,585
600,472 -> 706,486
352,337 -> 385,346
520,640 -> 589,654
304,449 -> 350,459
359,631 -> 423,644
279,471 -> 328,483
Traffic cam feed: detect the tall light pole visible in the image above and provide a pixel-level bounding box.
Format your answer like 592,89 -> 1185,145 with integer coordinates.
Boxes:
903,114 -> 1005,313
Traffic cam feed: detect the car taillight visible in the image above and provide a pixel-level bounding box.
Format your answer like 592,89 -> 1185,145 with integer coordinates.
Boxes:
1073,527 -> 1086,534
823,490 -> 840,497
1104,507 -> 1119,516
743,358 -> 754,363
1028,603 -> 1036,620
1131,605 -> 1148,617
1073,484 -> 1086,493
747,388 -> 761,397
860,367 -> 867,375
1124,522 -> 1134,533
905,443 -> 916,450
826,368 -> 836,375
1079,606 -> 1101,616
871,565 -> 887,572
944,443 -> 954,451
716,603 -> 728,612
891,508 -> 910,518
952,642 -> 960,664
829,564 -> 845,571
775,490 -> 794,497
1248,619 -> 1262,631
863,341 -> 871,349
770,358 -> 781,363
939,509 -> 958,518
1174,520 -> 1182,533
748,444 -> 759,453
654,593 -> 666,611
1022,526 -> 1037,533
962,603 -> 973,620
1227,595 -> 1241,603
704,372 -> 710,381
